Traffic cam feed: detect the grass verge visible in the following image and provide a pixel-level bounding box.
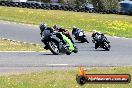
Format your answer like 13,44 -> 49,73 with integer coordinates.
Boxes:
0,67 -> 131,88
0,39 -> 43,51
0,6 -> 132,38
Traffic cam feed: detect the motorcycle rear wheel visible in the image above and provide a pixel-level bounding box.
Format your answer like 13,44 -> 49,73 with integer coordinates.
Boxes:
104,42 -> 110,51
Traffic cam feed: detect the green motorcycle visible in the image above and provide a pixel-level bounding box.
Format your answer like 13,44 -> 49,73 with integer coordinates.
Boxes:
60,32 -> 78,55
42,31 -> 78,55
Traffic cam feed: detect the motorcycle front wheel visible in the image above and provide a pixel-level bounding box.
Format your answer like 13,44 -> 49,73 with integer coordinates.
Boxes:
80,37 -> 89,43
48,40 -> 60,55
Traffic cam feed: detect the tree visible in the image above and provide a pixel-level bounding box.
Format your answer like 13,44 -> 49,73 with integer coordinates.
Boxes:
91,0 -> 104,10
74,0 -> 89,6
91,0 -> 119,10
58,0 -> 65,3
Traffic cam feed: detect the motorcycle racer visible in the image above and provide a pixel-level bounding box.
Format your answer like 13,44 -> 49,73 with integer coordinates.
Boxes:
72,26 -> 89,43
39,23 -> 54,50
53,25 -> 75,44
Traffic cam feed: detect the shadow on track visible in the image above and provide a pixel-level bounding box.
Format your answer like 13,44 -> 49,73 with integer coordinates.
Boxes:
75,42 -> 89,44
79,49 -> 108,51
40,53 -> 55,55
75,42 -> 83,43
89,49 -> 109,51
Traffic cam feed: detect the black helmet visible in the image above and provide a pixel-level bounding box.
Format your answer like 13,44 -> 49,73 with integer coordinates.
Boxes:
53,25 -> 57,30
39,23 -> 47,31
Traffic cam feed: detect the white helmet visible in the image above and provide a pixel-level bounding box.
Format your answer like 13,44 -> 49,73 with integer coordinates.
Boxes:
73,26 -> 77,29
92,30 -> 97,33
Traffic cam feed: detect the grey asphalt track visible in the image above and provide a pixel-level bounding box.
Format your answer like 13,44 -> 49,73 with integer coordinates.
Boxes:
0,21 -> 132,73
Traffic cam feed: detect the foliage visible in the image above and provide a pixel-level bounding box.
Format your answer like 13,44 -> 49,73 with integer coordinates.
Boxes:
0,6 -> 132,38
0,39 -> 43,51
91,0 -> 119,10
0,67 -> 132,88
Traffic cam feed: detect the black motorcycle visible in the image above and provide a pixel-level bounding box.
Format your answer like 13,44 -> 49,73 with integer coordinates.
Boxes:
41,30 -> 78,55
92,33 -> 111,51
72,30 -> 89,43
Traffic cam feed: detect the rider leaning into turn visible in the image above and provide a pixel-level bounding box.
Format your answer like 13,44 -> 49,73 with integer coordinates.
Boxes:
39,23 -> 54,49
72,26 -> 82,39
72,26 -> 80,35
53,25 -> 75,44
40,23 -> 53,37
92,30 -> 104,42
92,30 -> 110,43
40,23 -> 75,49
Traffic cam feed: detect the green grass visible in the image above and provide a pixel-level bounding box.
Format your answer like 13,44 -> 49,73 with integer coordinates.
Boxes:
0,6 -> 132,38
0,67 -> 131,88
0,39 -> 44,51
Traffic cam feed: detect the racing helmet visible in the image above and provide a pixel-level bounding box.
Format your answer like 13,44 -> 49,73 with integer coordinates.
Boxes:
53,25 -> 60,31
39,23 -> 47,31
53,25 -> 57,29
92,30 -> 97,34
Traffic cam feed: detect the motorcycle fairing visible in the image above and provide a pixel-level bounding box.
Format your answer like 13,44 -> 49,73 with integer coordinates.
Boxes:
60,32 -> 75,51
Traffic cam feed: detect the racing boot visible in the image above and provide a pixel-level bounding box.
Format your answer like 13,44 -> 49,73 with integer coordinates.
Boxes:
44,45 -> 49,50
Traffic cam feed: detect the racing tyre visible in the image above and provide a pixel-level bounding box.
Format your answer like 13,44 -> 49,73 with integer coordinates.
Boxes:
65,46 -> 72,55
66,51 -> 71,55
104,42 -> 110,51
95,43 -> 99,49
84,37 -> 89,43
81,37 -> 89,43
48,39 -> 60,55
73,46 -> 78,53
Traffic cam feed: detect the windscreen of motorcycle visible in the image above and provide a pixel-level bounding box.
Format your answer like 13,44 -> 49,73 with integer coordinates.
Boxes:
79,32 -> 84,36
